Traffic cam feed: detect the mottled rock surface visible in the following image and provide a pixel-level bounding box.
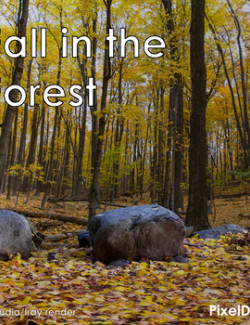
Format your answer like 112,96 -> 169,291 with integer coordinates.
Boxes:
89,204 -> 185,263
195,224 -> 246,239
0,210 -> 32,261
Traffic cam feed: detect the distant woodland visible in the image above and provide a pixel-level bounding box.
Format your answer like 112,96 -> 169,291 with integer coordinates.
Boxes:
0,0 -> 249,230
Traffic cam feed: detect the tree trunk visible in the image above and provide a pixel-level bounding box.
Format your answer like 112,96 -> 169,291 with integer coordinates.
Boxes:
7,109 -> 18,199
0,0 -> 29,189
161,0 -> 184,212
35,99 -> 46,195
41,10 -> 63,208
173,80 -> 184,212
186,0 -> 210,231
15,59 -> 33,193
22,103 -> 39,192
88,0 -> 112,219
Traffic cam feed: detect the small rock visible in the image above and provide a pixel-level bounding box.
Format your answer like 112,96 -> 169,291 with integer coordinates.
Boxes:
170,255 -> 189,263
78,231 -> 92,247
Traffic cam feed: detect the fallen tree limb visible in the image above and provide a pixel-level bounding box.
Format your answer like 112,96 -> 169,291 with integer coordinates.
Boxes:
35,220 -> 64,230
48,195 -> 88,203
44,234 -> 72,242
10,209 -> 88,226
40,241 -> 65,250
44,232 -> 80,242
238,213 -> 250,220
215,192 -> 248,199
99,201 -> 128,208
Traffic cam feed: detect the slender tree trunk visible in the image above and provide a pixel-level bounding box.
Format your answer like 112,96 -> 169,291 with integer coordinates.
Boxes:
72,96 -> 87,196
14,59 -> 33,192
41,9 -> 63,208
56,130 -> 70,198
112,59 -> 125,198
22,103 -> 39,192
72,16 -> 90,196
88,0 -> 112,219
161,0 -> 184,211
7,109 -> 18,199
35,100 -> 45,195
0,0 -> 29,189
173,80 -> 184,213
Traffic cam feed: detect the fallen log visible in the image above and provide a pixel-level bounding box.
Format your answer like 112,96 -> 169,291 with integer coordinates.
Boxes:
215,192 -> 248,199
36,220 -> 63,230
44,234 -> 71,242
44,232 -> 80,242
40,241 -> 64,250
238,213 -> 250,220
48,195 -> 88,203
99,201 -> 128,208
10,209 -> 88,226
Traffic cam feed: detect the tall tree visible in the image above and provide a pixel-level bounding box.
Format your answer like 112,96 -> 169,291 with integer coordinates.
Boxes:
186,0 -> 211,231
0,0 -> 29,190
161,0 -> 184,212
88,0 -> 112,219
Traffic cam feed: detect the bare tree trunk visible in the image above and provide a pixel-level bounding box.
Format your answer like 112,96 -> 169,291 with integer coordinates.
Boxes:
161,0 -> 184,212
72,16 -> 90,196
41,9 -> 63,208
88,0 -> 112,219
0,0 -> 29,189
173,80 -> 184,213
7,109 -> 18,199
186,0 -> 210,231
35,100 -> 45,195
112,59 -> 125,198
14,59 -> 33,192
22,103 -> 39,192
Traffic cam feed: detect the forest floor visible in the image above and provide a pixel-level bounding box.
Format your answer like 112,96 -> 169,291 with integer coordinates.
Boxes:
0,187 -> 249,324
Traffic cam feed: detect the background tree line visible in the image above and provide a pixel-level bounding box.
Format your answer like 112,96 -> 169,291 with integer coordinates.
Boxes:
0,0 -> 249,230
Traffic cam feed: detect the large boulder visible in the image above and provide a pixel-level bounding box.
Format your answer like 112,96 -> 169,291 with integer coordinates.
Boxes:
89,204 -> 185,263
0,210 -> 32,261
195,224 -> 247,239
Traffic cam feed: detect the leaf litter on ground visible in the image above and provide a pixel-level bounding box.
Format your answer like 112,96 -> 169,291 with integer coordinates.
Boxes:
0,233 -> 249,325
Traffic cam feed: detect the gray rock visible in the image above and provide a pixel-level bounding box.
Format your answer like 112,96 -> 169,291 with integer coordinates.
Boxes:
170,255 -> 189,263
0,210 -> 32,261
89,204 -> 185,263
194,224 -> 247,239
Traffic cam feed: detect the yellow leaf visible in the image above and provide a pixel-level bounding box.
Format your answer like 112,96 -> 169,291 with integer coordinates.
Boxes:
138,269 -> 148,276
175,270 -> 186,276
16,296 -> 32,305
139,262 -> 148,268
11,272 -> 21,278
114,286 -> 127,292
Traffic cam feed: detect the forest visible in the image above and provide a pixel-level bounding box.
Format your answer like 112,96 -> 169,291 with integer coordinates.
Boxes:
0,0 -> 249,324
0,0 -> 249,223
